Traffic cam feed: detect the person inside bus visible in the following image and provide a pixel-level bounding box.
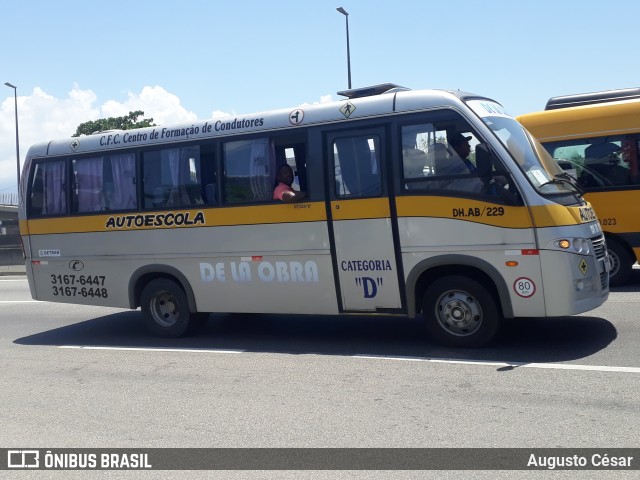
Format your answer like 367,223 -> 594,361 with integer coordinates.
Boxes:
448,132 -> 475,173
430,132 -> 483,193
273,164 -> 307,202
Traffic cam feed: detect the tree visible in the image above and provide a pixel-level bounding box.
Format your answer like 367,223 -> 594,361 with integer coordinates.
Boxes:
72,110 -> 156,137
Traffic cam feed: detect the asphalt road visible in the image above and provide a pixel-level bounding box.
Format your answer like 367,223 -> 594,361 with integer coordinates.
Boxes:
1,273 -> 639,479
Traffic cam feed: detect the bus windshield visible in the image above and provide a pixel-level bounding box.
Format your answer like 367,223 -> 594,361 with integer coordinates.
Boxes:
466,100 -> 577,195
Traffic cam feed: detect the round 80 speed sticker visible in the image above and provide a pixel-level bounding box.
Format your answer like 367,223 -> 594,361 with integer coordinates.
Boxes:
513,277 -> 536,298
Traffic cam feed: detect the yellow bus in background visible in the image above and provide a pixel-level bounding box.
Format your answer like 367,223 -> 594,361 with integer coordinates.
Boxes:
518,88 -> 640,286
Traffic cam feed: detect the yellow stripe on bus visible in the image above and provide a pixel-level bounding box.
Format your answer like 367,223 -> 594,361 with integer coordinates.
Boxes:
21,197 -> 597,236
330,197 -> 391,220
23,202 -> 327,235
396,196 -> 593,228
396,196 -> 532,228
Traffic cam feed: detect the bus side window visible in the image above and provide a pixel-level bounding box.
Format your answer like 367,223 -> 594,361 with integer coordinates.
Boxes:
106,153 -> 137,210
29,160 -> 67,216
143,146 -> 204,209
29,167 -> 45,216
622,135 -> 640,184
223,138 -> 275,204
401,124 -> 434,190
274,142 -> 307,194
72,157 -> 104,212
549,136 -> 636,188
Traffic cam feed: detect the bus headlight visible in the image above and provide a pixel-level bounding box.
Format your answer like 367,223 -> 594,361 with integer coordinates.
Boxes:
572,238 -> 590,254
554,238 -> 591,254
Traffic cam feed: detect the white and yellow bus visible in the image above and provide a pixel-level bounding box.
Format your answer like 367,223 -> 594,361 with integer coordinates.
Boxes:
19,83 -> 609,347
518,88 -> 640,286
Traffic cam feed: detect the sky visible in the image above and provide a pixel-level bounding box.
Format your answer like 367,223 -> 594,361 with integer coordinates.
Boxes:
1,0 -> 639,195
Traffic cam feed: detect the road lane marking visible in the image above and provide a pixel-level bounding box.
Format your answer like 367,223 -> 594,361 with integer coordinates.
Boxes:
60,345 -> 244,354
0,300 -> 40,303
353,355 -> 640,374
58,346 -> 640,374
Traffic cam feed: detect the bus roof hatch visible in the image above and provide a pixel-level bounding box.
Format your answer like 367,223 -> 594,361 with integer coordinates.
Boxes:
337,83 -> 410,99
545,87 -> 640,110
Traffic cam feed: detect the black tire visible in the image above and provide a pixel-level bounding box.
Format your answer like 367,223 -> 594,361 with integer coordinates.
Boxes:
140,278 -> 193,337
422,275 -> 501,348
606,238 -> 633,287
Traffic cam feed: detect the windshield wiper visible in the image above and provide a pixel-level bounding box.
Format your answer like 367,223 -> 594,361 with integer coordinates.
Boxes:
538,175 -> 583,195
555,172 -> 584,195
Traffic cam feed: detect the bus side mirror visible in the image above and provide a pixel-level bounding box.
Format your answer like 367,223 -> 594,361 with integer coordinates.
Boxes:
476,143 -> 522,205
475,144 -> 494,180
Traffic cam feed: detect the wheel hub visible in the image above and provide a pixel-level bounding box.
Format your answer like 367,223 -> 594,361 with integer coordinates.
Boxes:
608,250 -> 620,278
437,291 -> 482,336
152,292 -> 179,327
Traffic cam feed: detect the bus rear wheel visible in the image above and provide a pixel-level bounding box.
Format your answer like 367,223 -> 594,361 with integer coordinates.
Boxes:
141,278 -> 192,337
422,276 -> 501,348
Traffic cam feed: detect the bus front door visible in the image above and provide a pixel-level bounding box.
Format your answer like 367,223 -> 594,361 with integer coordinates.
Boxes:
327,129 -> 404,312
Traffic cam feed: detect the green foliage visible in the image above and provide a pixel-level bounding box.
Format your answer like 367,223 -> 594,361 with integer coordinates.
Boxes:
72,110 -> 156,137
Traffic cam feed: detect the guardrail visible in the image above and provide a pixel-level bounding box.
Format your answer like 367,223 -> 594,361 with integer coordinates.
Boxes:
0,246 -> 23,266
0,193 -> 18,206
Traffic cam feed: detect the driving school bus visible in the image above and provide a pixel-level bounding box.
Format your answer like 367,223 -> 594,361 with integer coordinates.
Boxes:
19,83 -> 609,347
518,88 -> 640,285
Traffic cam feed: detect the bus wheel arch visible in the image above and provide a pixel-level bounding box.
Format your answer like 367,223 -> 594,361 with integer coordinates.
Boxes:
129,265 -> 198,312
605,235 -> 634,287
406,256 -> 513,320
406,257 -> 511,347
129,266 -> 204,337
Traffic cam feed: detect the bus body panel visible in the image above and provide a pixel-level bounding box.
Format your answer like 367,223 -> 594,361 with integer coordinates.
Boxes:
24,204 -> 340,314
18,86 -> 610,345
332,217 -> 403,310
329,197 -> 403,311
517,100 -> 640,140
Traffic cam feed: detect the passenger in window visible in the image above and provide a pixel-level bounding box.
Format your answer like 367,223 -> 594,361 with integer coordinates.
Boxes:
273,164 -> 307,202
448,132 -> 475,173
430,133 -> 484,194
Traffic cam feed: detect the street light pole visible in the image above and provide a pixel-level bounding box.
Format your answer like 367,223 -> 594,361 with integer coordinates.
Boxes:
336,7 -> 352,90
4,82 -> 20,193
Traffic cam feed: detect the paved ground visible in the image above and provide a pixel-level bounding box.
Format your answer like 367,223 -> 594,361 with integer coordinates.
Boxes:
0,264 -> 25,275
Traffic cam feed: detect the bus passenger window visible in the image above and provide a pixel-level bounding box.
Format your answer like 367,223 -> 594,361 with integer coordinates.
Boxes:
223,138 -> 275,204
402,128 -> 429,183
29,160 -> 67,216
106,153 -> 137,210
143,146 -> 203,209
72,153 -> 137,213
547,135 -> 636,188
401,123 -> 483,194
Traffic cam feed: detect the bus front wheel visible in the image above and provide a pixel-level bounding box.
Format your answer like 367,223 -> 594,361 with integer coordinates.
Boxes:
141,278 -> 192,337
422,276 -> 501,348
606,238 -> 633,287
